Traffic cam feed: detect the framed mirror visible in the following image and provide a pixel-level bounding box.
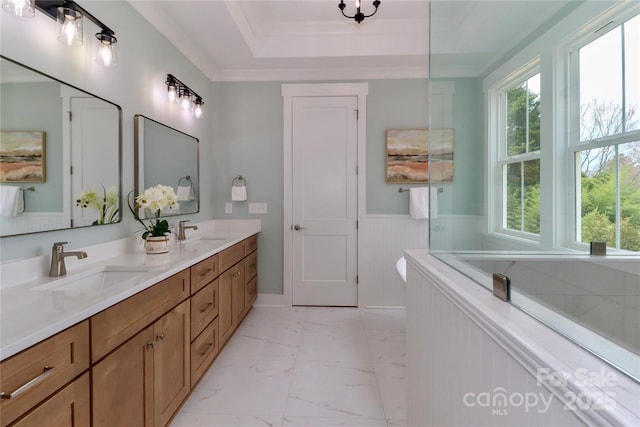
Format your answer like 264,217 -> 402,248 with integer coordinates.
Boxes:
134,115 -> 199,218
0,56 -> 122,236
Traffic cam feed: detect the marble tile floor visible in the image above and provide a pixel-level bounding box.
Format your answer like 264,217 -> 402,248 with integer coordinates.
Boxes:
170,306 -> 407,427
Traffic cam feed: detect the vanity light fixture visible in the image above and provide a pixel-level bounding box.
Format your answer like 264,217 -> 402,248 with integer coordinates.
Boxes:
1,0 -> 35,17
193,97 -> 204,119
23,1 -> 119,66
165,74 -> 204,119
338,0 -> 380,24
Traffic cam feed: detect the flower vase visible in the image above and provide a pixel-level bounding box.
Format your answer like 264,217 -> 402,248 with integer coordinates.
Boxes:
145,235 -> 170,254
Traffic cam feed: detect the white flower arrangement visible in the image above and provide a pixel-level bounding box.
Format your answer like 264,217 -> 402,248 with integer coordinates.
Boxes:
75,185 -> 119,225
129,184 -> 179,238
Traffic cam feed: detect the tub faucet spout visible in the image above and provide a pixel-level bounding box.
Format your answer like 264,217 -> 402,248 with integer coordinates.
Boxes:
49,242 -> 88,277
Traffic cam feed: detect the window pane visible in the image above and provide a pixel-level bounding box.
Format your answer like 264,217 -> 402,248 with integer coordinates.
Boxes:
523,159 -> 540,233
625,14 -> 640,132
579,148 -> 615,246
506,162 -> 522,230
619,141 -> 640,251
527,74 -> 541,152
506,83 -> 527,156
579,27 -> 623,141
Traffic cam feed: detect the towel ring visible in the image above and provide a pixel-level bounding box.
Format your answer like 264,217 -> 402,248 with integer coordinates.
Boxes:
178,176 -> 192,187
232,175 -> 246,187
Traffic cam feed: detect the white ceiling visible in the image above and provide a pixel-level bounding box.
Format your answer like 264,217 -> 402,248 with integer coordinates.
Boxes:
128,0 -> 572,82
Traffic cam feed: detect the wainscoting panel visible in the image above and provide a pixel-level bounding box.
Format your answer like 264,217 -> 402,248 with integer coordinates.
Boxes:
406,254 -> 617,426
359,215 -> 428,307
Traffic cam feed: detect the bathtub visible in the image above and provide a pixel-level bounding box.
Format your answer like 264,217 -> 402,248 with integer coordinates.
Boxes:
436,252 -> 640,380
405,250 -> 640,426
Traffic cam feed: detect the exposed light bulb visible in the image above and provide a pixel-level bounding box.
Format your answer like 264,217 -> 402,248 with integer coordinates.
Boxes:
168,86 -> 177,103
63,21 -> 77,45
1,0 -> 35,17
57,7 -> 82,46
180,90 -> 191,110
194,102 -> 203,119
99,44 -> 112,66
355,0 -> 360,9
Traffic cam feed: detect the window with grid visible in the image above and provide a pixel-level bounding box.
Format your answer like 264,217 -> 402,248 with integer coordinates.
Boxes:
573,13 -> 640,251
499,73 -> 541,236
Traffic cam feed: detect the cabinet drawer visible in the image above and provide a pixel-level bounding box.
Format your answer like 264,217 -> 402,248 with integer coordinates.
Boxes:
244,251 -> 257,281
190,318 -> 218,386
190,254 -> 218,294
246,276 -> 257,308
219,241 -> 245,272
0,321 -> 89,427
244,235 -> 257,255
91,270 -> 190,362
191,279 -> 218,340
8,372 -> 90,427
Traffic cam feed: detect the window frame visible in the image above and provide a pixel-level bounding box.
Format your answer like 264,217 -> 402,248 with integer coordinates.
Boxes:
491,60 -> 542,242
566,10 -> 640,252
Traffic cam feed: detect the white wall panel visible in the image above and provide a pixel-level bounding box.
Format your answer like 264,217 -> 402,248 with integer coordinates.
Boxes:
359,214 -> 428,307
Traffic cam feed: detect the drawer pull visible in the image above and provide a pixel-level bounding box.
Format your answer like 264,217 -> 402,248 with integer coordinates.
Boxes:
199,342 -> 214,356
147,341 -> 156,349
199,302 -> 214,313
0,366 -> 55,400
156,333 -> 165,341
199,268 -> 213,277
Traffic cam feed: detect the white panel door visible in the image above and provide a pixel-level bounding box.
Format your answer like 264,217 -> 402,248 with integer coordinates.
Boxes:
70,97 -> 119,227
292,96 -> 358,306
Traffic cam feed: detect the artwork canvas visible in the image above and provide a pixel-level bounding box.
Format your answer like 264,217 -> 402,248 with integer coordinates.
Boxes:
386,129 -> 454,183
0,131 -> 46,182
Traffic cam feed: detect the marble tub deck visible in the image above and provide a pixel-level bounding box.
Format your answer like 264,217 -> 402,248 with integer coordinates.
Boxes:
171,307 -> 407,427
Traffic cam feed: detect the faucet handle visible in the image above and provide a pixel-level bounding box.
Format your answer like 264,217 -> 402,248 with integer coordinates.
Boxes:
179,220 -> 190,225
53,241 -> 70,249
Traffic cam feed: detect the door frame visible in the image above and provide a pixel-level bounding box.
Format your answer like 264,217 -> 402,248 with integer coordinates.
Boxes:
280,83 -> 368,307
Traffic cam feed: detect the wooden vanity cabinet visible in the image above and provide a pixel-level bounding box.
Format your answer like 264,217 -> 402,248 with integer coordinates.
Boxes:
91,273 -> 191,427
9,372 -> 90,427
1,233 -> 258,427
189,277 -> 219,387
0,321 -> 90,427
90,270 -> 190,362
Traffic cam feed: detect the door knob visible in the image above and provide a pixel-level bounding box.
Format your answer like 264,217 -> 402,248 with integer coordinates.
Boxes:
293,224 -> 306,231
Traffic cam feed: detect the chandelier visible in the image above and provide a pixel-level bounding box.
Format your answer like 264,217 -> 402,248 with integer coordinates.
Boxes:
338,0 -> 380,24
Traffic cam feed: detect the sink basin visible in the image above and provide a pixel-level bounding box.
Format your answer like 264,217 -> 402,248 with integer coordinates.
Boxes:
30,265 -> 154,293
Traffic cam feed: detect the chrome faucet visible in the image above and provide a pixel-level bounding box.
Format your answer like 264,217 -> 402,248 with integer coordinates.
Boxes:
177,220 -> 198,241
49,242 -> 88,277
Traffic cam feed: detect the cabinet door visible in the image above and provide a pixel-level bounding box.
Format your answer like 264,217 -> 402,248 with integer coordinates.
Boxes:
218,268 -> 233,346
154,300 -> 190,427
0,321 -> 89,427
9,372 -> 89,427
92,326 -> 154,427
231,262 -> 246,326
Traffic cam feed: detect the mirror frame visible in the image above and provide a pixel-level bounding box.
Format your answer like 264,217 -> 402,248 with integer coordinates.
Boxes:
133,114 -> 200,218
0,55 -> 123,236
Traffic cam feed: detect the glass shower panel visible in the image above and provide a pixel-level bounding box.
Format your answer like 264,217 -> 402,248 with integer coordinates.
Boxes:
429,0 -> 640,380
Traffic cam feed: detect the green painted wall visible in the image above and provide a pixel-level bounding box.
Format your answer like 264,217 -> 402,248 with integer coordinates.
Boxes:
209,79 -> 431,294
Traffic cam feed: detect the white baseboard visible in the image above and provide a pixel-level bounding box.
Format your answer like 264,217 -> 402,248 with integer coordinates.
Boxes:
255,293 -> 288,307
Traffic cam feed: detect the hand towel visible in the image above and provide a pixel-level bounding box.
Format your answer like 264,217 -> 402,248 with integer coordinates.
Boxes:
231,185 -> 247,202
176,184 -> 194,201
0,186 -> 24,217
409,187 -> 430,219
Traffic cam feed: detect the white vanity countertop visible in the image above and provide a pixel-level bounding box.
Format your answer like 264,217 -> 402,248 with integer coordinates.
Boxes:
0,219 -> 261,361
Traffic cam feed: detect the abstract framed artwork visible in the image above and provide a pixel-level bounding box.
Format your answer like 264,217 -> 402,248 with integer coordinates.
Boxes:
0,131 -> 46,182
385,128 -> 454,183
